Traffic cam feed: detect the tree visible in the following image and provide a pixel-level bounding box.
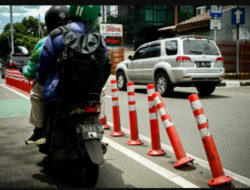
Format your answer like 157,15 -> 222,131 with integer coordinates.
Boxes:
21,16 -> 47,37
0,16 -> 43,58
0,31 -> 11,57
4,23 -> 28,35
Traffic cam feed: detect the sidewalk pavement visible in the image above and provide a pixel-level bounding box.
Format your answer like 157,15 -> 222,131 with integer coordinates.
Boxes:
106,75 -> 250,87
218,79 -> 250,87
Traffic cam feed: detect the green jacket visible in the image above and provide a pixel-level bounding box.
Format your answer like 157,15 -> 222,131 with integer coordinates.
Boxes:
22,37 -> 47,80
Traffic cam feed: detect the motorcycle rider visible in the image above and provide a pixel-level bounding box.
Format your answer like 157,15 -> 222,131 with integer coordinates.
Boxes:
22,6 -> 69,145
36,5 -> 110,111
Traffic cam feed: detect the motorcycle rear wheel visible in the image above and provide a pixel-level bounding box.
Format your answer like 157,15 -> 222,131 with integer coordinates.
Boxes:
75,161 -> 99,187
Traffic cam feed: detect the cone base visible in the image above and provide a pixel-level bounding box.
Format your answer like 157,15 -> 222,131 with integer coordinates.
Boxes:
127,139 -> 143,145
208,175 -> 233,186
147,149 -> 166,156
173,157 -> 194,168
103,124 -> 111,130
110,131 -> 125,137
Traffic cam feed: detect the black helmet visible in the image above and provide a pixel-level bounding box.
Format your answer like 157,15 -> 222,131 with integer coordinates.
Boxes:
45,6 -> 69,33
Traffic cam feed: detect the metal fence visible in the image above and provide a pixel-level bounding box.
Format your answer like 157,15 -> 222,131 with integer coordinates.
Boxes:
217,40 -> 250,79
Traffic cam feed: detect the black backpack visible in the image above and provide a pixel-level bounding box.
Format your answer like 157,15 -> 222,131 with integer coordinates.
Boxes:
50,23 -> 111,105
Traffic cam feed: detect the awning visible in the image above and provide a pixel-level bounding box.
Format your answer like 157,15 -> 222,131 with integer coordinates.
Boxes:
157,25 -> 176,31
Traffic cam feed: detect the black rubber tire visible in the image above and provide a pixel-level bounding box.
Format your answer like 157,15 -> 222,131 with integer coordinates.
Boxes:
116,70 -> 127,91
155,72 -> 174,96
195,82 -> 216,96
76,161 -> 99,187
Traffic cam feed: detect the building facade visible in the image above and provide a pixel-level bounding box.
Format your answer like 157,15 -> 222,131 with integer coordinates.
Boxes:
177,5 -> 250,41
101,5 -> 197,50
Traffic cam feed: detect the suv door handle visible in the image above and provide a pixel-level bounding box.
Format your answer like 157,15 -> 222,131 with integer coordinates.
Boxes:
153,61 -> 158,64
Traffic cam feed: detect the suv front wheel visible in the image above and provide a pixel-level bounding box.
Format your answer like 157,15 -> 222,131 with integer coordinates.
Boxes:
155,72 -> 173,96
116,70 -> 127,91
195,82 -> 216,96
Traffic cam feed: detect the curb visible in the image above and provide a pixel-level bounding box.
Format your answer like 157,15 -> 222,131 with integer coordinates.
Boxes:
218,81 -> 250,87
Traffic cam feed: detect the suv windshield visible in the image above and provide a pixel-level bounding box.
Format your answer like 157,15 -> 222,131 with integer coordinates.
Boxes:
183,39 -> 220,55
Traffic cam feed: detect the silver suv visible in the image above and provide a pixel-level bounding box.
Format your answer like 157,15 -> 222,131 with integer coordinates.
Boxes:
115,35 -> 224,96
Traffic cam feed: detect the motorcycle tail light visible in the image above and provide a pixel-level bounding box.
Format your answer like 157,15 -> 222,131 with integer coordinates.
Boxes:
80,105 -> 98,113
9,62 -> 15,67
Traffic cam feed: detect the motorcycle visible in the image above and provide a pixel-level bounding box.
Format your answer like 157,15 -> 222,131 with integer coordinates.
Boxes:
38,94 -> 107,187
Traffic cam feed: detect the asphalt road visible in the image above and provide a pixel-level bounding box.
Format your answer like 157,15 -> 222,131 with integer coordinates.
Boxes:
104,78 -> 250,177
0,76 -> 249,188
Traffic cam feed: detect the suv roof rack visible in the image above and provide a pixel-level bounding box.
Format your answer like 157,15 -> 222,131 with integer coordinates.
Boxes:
179,35 -> 213,41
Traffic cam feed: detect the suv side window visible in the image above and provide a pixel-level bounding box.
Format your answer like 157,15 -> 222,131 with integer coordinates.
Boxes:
165,40 -> 177,55
133,46 -> 148,60
147,43 -> 161,58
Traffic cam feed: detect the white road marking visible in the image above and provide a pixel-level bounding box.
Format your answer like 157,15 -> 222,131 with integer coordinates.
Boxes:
106,95 -> 112,98
107,121 -> 250,187
0,84 -> 29,100
103,137 -> 199,188
2,84 -> 250,187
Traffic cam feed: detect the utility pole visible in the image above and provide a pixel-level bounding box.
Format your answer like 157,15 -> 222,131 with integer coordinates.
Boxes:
236,5 -> 240,78
174,5 -> 178,25
10,5 -> 14,55
38,14 -> 40,39
213,16 -> 217,42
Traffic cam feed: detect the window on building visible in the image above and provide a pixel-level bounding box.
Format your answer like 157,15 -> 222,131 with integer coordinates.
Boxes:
145,9 -> 153,22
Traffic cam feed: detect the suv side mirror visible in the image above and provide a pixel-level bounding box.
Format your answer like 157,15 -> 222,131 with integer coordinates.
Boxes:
128,55 -> 133,60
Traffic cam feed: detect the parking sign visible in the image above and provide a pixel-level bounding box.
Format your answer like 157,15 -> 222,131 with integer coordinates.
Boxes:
210,5 -> 223,17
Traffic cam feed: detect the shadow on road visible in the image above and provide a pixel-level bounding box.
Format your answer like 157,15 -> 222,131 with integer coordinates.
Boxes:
168,161 -> 196,171
134,88 -> 231,99
212,181 -> 235,188
33,156 -> 135,188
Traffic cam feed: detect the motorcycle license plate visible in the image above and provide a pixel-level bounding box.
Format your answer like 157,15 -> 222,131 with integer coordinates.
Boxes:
76,124 -> 103,140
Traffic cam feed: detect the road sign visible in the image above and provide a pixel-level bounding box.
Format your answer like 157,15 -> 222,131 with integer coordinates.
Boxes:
210,5 -> 223,17
231,8 -> 245,25
210,19 -> 221,30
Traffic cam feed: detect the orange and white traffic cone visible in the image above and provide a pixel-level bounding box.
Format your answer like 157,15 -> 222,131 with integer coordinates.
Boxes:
99,87 -> 111,130
189,94 -> 233,186
110,79 -> 125,137
147,84 -> 166,156
126,82 -> 143,145
153,92 -> 194,167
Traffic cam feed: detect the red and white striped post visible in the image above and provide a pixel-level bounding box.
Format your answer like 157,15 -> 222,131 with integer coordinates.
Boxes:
152,92 -> 194,167
188,94 -> 233,186
126,82 -> 143,145
110,79 -> 124,137
99,87 -> 111,130
147,84 -> 166,156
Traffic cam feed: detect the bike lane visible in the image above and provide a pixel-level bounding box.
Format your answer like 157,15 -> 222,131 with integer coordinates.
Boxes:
0,84 -> 179,188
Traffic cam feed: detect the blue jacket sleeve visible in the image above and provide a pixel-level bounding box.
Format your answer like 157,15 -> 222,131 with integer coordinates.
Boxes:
36,35 -> 64,85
